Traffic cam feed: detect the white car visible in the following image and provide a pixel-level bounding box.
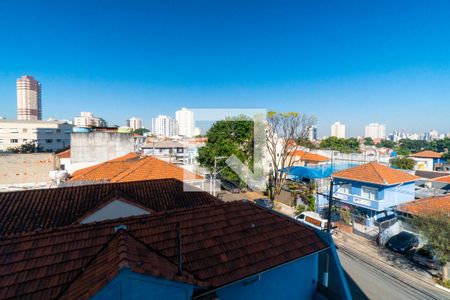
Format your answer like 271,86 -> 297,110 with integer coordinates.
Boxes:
295,211 -> 331,232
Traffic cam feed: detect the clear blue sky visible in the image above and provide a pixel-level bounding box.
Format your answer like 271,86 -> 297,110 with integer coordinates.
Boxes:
1,0 -> 450,137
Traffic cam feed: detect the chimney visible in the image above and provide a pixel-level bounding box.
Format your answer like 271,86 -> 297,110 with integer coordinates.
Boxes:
176,222 -> 183,275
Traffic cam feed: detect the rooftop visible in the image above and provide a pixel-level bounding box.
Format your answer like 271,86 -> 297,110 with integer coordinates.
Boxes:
0,178 -> 220,236
0,201 -> 328,299
410,150 -> 443,159
332,162 -> 420,185
397,194 -> 450,216
56,149 -> 71,159
70,153 -> 202,182
431,174 -> 450,184
291,150 -> 330,163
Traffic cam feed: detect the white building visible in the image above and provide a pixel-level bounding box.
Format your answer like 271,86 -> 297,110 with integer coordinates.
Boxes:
73,112 -> 105,128
0,119 -> 73,152
152,115 -> 177,137
308,125 -> 318,141
331,122 -> 346,138
365,123 -> 386,139
175,108 -> 195,137
128,117 -> 143,131
17,75 -> 42,121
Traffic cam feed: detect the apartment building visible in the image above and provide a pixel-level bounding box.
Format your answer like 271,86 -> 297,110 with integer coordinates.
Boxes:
73,112 -> 105,127
331,121 -> 346,138
152,115 -> 177,137
16,75 -> 42,121
0,119 -> 73,152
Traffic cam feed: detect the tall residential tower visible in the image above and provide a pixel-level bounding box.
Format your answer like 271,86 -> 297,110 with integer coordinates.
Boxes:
17,75 -> 42,120
175,107 -> 195,137
331,122 -> 346,138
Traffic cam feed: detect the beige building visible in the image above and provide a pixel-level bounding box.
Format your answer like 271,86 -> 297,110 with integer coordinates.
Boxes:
73,112 -> 105,128
331,121 -> 346,138
17,75 -> 42,120
0,119 -> 73,152
128,117 -> 143,131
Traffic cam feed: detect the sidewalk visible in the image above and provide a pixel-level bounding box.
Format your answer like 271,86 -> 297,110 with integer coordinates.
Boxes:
334,230 -> 436,285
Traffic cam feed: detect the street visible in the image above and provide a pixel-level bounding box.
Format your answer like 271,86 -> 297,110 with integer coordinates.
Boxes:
338,249 -> 449,300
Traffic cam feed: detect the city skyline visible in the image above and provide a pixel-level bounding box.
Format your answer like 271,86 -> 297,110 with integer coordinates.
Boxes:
1,1 -> 450,136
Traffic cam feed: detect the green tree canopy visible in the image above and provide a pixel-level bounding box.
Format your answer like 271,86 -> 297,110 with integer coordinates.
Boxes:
319,137 -> 360,153
390,157 -> 416,170
133,128 -> 150,135
6,141 -> 40,153
197,116 -> 254,185
363,137 -> 374,146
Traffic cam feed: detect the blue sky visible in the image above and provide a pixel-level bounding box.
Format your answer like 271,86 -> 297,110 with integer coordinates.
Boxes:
0,0 -> 450,137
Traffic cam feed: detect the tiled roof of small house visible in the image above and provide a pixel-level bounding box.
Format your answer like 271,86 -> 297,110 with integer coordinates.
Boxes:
410,150 -> 443,159
332,162 -> 419,185
397,195 -> 450,216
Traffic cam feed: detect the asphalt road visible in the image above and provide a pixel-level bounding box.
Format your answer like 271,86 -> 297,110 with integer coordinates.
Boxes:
338,250 -> 449,300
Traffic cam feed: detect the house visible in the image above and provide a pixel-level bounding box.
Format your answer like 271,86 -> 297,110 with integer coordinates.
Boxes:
142,140 -> 187,164
410,150 -> 445,171
289,150 -> 330,166
332,162 -> 419,226
396,194 -> 450,217
0,201 -> 351,300
69,152 -> 203,183
0,178 -> 220,236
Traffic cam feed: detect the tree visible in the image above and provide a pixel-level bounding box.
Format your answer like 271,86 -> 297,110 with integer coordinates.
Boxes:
197,116 -> 254,185
411,212 -> 450,280
265,111 -> 315,198
6,141 -> 40,153
297,137 -> 317,149
376,139 -> 396,149
390,157 -> 416,170
133,128 -> 150,135
363,137 -> 374,146
319,137 -> 360,153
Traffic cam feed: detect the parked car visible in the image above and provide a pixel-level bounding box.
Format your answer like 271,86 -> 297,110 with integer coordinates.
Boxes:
254,198 -> 274,209
412,245 -> 441,270
295,211 -> 331,232
386,231 -> 419,254
221,180 -> 241,193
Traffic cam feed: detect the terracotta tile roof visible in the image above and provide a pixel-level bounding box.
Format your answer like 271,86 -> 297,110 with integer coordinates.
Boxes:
61,231 -> 203,300
0,179 -> 221,236
70,153 -> 202,182
410,150 -> 443,159
431,174 -> 450,184
290,150 -> 330,162
397,195 -> 450,216
56,149 -> 70,159
0,201 -> 328,299
332,162 -> 420,185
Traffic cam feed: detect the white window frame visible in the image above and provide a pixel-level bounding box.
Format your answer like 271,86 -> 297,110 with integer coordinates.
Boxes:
361,186 -> 377,200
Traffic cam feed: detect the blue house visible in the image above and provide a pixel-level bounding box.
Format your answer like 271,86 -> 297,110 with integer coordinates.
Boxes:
332,162 -> 419,226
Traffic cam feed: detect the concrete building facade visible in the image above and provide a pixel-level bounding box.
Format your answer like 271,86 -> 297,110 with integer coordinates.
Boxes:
331,122 -> 346,138
0,119 -> 73,152
151,115 -> 176,137
175,107 -> 195,137
128,117 -> 143,131
74,112 -> 105,128
17,75 -> 42,120
365,123 -> 386,139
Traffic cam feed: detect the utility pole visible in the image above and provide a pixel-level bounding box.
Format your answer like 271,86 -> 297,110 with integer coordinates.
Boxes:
327,179 -> 334,234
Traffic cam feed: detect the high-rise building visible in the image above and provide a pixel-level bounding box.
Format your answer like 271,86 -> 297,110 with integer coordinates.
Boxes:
331,122 -> 346,138
73,112 -> 106,128
17,75 -> 42,121
175,108 -> 195,137
365,123 -> 386,139
128,117 -> 143,131
308,125 -> 318,141
152,115 -> 177,137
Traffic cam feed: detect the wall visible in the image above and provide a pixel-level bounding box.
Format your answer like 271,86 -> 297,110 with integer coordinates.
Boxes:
0,153 -> 59,184
80,199 -> 151,224
93,268 -> 194,300
71,132 -> 136,164
217,254 -> 319,300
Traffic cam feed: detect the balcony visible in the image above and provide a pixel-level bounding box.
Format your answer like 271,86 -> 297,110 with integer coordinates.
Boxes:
335,192 -> 387,211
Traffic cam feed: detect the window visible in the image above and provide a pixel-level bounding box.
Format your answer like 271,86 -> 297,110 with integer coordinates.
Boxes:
45,129 -> 53,134
10,139 -> 18,143
45,139 -> 53,143
22,128 -> 28,133
56,139 -> 61,142
362,186 -> 377,200
64,130 -> 71,134
341,184 -> 352,194
23,139 -> 27,142
10,128 -> 19,133
56,129 -> 61,133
